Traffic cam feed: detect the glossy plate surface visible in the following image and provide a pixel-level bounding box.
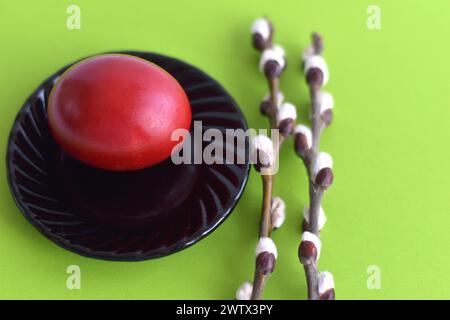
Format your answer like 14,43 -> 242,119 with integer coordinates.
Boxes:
7,51 -> 250,261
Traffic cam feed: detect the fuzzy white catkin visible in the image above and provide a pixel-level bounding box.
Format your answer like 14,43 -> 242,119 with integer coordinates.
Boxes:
251,18 -> 271,40
271,197 -> 286,229
252,134 -> 274,166
236,282 -> 253,300
294,125 -> 312,150
303,206 -> 327,231
304,55 -> 329,85
273,45 -> 285,58
255,237 -> 278,258
276,102 -> 297,124
302,44 -> 315,63
318,91 -> 334,113
259,45 -> 286,72
263,91 -> 284,108
301,231 -> 322,260
318,272 -> 335,295
313,152 -> 333,177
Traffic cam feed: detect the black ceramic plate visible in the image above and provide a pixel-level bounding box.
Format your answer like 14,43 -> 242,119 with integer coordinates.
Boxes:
7,51 -> 250,261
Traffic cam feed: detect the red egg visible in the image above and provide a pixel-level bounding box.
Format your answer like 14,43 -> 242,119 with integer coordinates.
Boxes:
48,54 -> 191,171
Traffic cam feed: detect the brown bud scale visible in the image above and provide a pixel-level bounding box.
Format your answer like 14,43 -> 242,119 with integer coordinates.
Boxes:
294,133 -> 310,157
254,150 -> 271,172
315,167 -> 333,189
252,33 -> 267,51
321,109 -> 333,126
306,67 -> 324,88
260,100 -> 271,116
264,60 -> 282,79
320,288 -> 335,300
256,252 -> 276,275
278,118 -> 294,137
298,241 -> 317,265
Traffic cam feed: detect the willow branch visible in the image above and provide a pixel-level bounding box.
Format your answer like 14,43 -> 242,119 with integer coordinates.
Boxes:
249,17 -> 291,301
296,33 -> 335,300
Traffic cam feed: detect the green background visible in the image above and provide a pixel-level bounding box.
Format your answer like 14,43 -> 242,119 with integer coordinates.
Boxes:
0,0 -> 449,299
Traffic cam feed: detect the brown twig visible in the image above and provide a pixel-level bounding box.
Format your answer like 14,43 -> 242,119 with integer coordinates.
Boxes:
295,33 -> 335,300
248,17 -> 292,300
259,174 -> 273,238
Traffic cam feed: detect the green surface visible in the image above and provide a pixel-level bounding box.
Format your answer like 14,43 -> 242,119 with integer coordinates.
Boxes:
0,0 -> 449,300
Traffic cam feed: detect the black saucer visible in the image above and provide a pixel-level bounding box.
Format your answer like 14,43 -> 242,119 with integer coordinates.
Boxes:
6,51 -> 250,261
